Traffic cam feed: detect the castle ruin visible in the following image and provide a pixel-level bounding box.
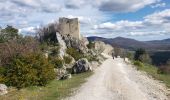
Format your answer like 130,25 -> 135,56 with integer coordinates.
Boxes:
59,17 -> 81,40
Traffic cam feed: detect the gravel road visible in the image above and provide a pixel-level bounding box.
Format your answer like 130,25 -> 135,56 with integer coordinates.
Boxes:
66,54 -> 169,100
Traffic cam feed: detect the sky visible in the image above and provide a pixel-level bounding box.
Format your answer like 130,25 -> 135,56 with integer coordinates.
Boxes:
0,0 -> 170,41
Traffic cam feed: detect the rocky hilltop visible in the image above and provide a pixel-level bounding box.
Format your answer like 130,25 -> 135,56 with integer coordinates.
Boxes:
38,17 -> 115,80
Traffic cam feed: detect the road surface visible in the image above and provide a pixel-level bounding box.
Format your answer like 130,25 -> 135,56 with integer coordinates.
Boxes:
66,54 -> 168,100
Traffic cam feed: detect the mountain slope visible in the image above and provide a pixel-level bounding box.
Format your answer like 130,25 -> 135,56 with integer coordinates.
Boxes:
87,36 -> 170,51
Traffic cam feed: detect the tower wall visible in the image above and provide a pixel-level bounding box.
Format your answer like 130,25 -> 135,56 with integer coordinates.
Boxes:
59,17 -> 80,39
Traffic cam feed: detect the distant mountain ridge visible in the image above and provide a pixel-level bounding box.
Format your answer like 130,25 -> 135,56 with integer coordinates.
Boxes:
87,36 -> 170,51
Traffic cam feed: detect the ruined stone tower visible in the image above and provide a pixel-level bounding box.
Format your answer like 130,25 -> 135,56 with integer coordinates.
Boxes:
59,17 -> 81,40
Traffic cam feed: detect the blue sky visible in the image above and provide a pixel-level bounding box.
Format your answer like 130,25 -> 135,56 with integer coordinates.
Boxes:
0,0 -> 170,41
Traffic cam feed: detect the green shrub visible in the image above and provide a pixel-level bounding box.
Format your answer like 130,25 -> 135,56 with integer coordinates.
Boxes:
51,57 -> 64,68
87,41 -> 95,49
0,67 -> 6,83
49,47 -> 60,57
66,48 -> 84,61
86,55 -> 99,62
157,66 -> 170,74
64,56 -> 72,64
0,67 -> 5,75
5,53 -> 55,89
134,48 -> 146,61
134,61 -> 144,69
0,25 -> 19,43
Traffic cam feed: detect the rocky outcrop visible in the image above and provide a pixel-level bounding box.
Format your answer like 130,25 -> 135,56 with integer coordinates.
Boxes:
94,41 -> 114,56
55,68 -> 72,80
62,34 -> 89,54
72,58 -> 91,74
56,32 -> 67,59
55,68 -> 67,80
103,44 -> 114,55
0,84 -> 7,95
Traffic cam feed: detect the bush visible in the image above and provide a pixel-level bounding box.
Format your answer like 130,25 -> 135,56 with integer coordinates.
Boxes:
66,48 -> 84,61
50,57 -> 64,68
86,55 -> 99,62
0,67 -> 6,83
126,52 -> 134,60
4,53 -> 55,89
0,25 -> 19,43
134,48 -> 146,61
0,36 -> 39,66
139,53 -> 152,64
134,48 -> 151,64
36,23 -> 59,44
134,61 -> 144,69
87,41 -> 95,49
64,56 -> 72,64
157,66 -> 170,74
49,47 -> 60,57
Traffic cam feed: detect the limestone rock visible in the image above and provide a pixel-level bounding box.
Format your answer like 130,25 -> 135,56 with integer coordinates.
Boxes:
94,41 -> 114,56
72,58 -> 91,74
54,68 -> 67,80
56,32 -> 67,59
0,84 -> 8,95
62,34 -> 88,54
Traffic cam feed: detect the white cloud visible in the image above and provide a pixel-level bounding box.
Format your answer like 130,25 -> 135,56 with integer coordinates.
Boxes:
128,31 -> 168,36
67,15 -> 92,25
19,26 -> 38,35
0,0 -> 169,40
94,9 -> 170,36
151,2 -> 166,8
144,9 -> 170,25
97,0 -> 159,12
64,0 -> 159,12
65,0 -> 87,9
95,20 -> 143,30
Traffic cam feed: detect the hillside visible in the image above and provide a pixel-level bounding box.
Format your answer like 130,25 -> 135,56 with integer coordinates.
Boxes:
87,36 -> 170,51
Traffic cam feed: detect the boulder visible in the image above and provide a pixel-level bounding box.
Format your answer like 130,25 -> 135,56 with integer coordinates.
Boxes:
0,84 -> 8,95
72,58 -> 91,74
54,68 -> 67,80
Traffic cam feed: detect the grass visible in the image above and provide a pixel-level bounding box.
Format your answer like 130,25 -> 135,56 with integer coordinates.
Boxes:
0,72 -> 93,100
135,63 -> 170,88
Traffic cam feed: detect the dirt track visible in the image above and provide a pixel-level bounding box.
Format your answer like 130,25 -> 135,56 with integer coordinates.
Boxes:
66,54 -> 168,100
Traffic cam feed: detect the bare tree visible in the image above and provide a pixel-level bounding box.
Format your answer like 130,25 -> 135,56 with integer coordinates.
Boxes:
36,22 -> 59,43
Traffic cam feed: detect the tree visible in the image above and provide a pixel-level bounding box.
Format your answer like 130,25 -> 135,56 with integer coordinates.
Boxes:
37,22 -> 59,44
0,25 -> 19,43
139,53 -> 152,64
134,48 -> 151,64
126,51 -> 134,60
134,48 -> 146,61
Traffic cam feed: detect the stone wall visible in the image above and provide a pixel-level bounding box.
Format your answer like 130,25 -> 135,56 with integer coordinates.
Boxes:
59,17 -> 81,40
